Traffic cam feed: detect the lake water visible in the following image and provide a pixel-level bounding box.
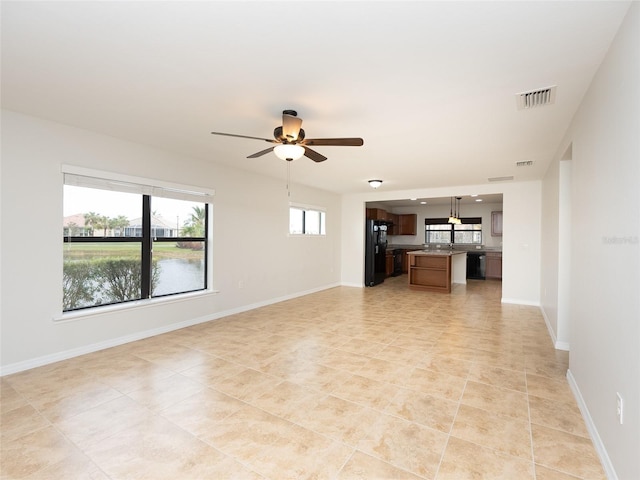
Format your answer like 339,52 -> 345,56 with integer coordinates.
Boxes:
153,258 -> 205,296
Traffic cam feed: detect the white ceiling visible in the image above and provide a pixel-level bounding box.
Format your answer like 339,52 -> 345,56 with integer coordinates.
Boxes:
1,1 -> 631,194
372,194 -> 504,209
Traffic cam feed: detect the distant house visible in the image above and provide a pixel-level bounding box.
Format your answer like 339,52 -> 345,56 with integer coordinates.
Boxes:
62,213 -> 92,237
63,214 -> 176,238
126,215 -> 177,238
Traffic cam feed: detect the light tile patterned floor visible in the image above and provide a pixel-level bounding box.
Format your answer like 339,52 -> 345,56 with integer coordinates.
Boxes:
1,277 -> 606,479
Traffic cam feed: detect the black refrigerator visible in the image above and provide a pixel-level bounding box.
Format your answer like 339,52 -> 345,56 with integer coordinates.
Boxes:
365,219 -> 388,286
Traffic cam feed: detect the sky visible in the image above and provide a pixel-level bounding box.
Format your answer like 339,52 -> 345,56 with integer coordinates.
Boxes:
63,186 -> 201,227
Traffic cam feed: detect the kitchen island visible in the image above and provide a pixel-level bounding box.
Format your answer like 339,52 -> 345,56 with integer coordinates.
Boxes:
407,250 -> 467,293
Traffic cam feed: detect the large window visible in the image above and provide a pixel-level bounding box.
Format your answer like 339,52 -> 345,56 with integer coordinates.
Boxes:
425,217 -> 482,245
62,169 -> 213,312
289,204 -> 326,235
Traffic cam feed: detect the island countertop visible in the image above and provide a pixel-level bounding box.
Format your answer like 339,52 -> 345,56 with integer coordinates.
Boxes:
407,250 -> 467,257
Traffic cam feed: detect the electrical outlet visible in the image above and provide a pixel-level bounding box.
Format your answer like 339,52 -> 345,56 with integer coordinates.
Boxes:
616,392 -> 624,424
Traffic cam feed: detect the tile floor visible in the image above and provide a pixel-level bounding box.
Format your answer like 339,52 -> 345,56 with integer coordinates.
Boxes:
1,277 -> 606,479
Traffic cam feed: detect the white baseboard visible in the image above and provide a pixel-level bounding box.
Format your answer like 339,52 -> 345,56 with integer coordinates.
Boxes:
0,282 -> 341,377
566,369 -> 618,480
501,298 -> 541,306
0,314 -> 217,376
539,306 -> 570,351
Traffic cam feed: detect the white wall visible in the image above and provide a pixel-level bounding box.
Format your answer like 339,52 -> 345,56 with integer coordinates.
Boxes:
541,3 -> 640,478
341,181 -> 541,305
541,153 -> 573,351
384,201 -> 503,249
0,110 -> 342,372
540,155 -> 561,343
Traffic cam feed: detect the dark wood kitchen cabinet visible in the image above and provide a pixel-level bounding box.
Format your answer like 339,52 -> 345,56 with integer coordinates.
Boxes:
407,252 -> 452,293
389,214 -> 400,234
366,208 -> 385,220
397,214 -> 417,235
485,252 -> 502,279
385,251 -> 394,276
401,250 -> 410,273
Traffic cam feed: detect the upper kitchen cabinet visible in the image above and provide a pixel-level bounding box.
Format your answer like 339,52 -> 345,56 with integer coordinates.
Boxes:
398,214 -> 417,235
366,209 -> 417,235
491,211 -> 503,237
389,213 -> 400,235
366,208 -> 390,221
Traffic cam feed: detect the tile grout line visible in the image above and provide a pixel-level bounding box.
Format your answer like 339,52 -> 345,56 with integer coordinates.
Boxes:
432,362 -> 471,480
524,335 -> 538,479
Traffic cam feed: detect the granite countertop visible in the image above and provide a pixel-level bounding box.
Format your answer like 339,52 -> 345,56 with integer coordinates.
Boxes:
389,244 -> 501,252
406,250 -> 467,256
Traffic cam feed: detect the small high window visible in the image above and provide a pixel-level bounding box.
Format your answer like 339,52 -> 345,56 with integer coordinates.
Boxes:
289,204 -> 326,235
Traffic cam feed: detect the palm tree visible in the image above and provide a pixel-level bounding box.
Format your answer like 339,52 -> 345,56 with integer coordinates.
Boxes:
109,215 -> 130,237
97,215 -> 110,236
83,212 -> 101,236
181,206 -> 205,237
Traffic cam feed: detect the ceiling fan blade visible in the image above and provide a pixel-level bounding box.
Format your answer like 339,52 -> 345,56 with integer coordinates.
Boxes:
282,113 -> 303,141
303,147 -> 327,163
301,138 -> 364,147
211,131 -> 276,143
247,146 -> 276,158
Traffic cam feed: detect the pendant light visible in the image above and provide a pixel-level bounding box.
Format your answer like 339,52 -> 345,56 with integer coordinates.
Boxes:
448,197 -> 456,224
454,197 -> 462,224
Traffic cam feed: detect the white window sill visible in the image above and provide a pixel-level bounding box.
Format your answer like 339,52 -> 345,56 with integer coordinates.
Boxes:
53,289 -> 220,323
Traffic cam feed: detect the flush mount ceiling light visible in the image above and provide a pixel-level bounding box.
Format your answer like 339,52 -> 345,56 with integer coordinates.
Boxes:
368,180 -> 383,189
274,144 -> 305,161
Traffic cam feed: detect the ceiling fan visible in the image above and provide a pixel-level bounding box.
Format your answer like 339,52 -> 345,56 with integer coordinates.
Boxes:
211,109 -> 364,163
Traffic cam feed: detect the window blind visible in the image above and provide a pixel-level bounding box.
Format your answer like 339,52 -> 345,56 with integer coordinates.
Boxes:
62,165 -> 214,204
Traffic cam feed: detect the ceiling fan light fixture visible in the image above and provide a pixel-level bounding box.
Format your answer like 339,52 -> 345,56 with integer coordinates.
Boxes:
274,144 -> 305,161
368,180 -> 383,189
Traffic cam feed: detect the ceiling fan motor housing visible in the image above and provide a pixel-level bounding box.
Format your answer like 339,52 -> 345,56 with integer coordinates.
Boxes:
274,126 -> 305,143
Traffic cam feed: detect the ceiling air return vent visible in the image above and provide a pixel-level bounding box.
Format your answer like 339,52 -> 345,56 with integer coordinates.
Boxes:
516,160 -> 534,167
516,86 -> 557,110
488,176 -> 514,182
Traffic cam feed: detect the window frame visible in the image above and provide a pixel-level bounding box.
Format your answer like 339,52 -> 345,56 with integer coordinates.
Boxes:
424,217 -> 483,245
289,203 -> 326,236
61,165 -> 213,313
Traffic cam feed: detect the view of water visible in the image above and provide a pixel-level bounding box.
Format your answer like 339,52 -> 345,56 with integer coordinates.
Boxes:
153,258 -> 205,296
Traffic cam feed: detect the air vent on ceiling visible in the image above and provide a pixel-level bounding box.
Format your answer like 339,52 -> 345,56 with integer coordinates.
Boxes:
516,160 -> 534,167
488,176 -> 514,182
516,86 -> 557,110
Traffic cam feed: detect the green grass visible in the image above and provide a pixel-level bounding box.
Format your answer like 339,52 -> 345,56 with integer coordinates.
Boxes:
63,242 -> 203,260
